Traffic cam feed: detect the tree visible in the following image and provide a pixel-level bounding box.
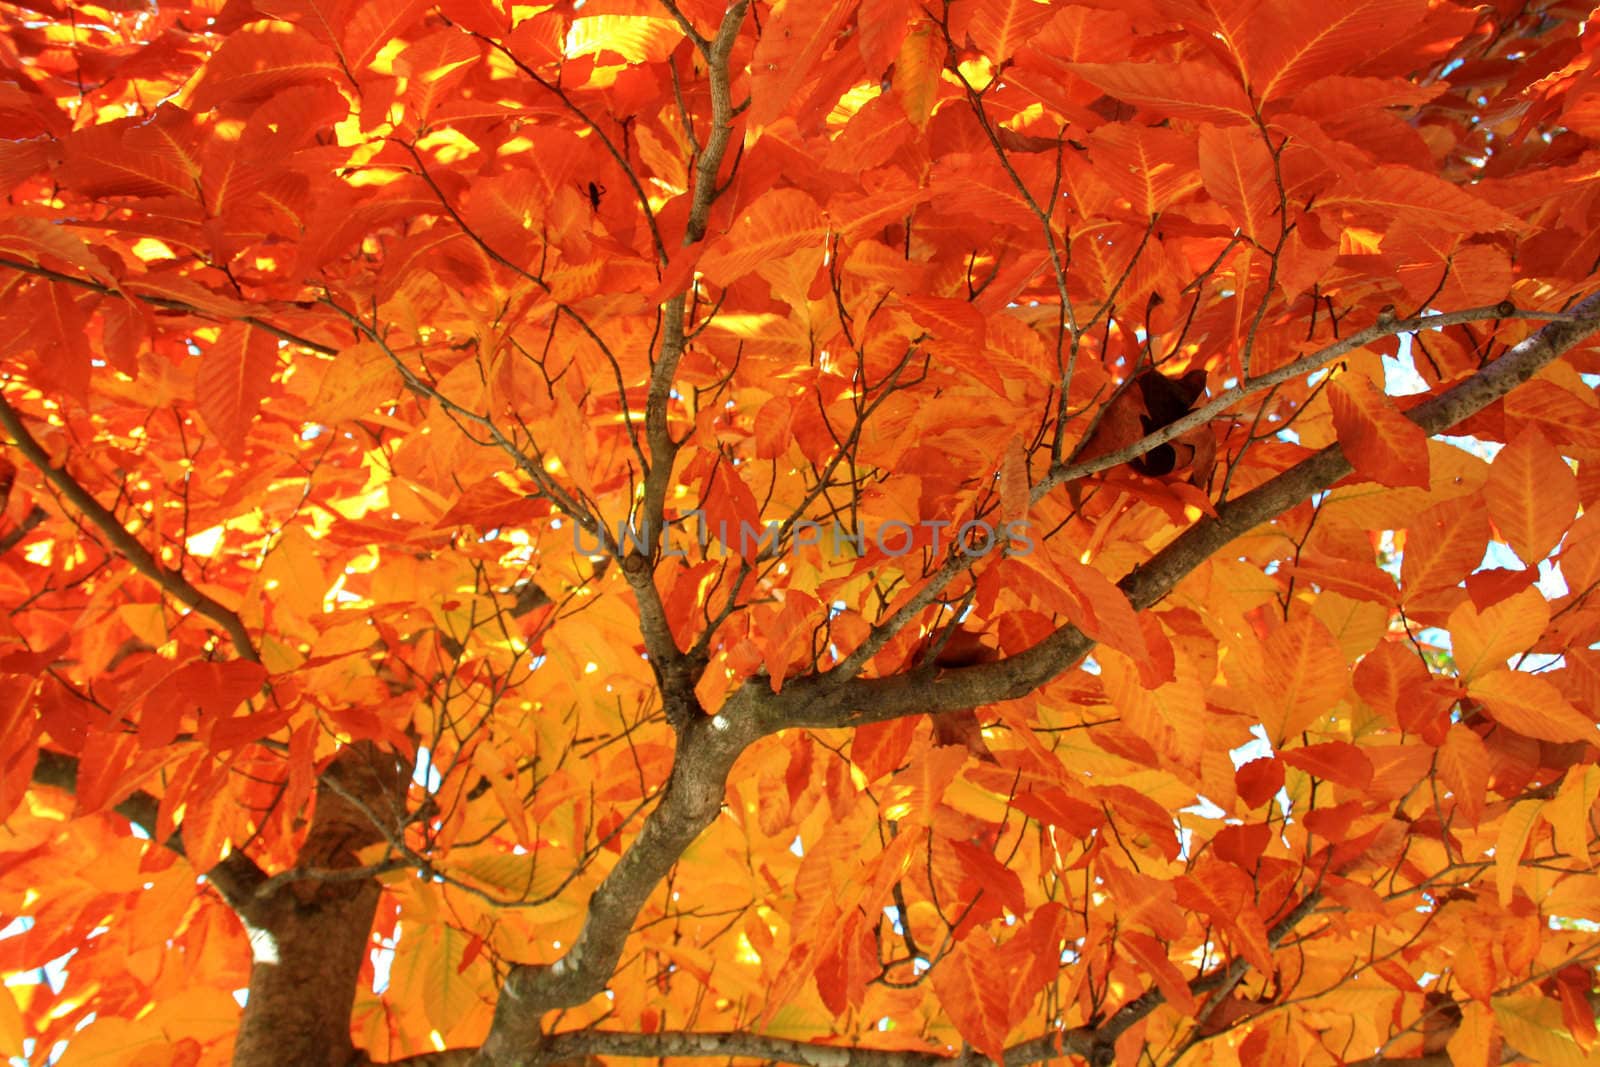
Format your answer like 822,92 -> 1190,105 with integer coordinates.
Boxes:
5,0 -> 1600,1064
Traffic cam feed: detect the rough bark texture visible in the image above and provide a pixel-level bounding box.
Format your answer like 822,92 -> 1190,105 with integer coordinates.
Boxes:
233,880 -> 383,1067
232,744 -> 408,1067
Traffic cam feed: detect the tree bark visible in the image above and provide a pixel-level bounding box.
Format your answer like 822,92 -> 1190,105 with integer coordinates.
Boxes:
232,744 -> 407,1067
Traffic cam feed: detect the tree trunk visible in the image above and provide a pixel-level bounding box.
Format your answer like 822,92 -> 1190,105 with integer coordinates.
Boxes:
233,879 -> 381,1067
232,744 -> 406,1067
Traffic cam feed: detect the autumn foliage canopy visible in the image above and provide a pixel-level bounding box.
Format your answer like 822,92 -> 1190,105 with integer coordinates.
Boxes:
7,0 -> 1600,1065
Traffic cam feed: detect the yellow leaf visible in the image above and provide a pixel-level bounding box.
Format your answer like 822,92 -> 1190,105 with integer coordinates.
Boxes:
311,342 -> 400,424
1493,995 -> 1600,1067
563,15 -> 684,63
1448,1000 -> 1498,1067
117,602 -> 169,648
1545,765 -> 1600,865
260,525 -> 328,623
1493,799 -> 1543,908
55,1018 -> 167,1065
387,924 -> 489,1039
1448,586 -> 1549,683
0,984 -> 24,1058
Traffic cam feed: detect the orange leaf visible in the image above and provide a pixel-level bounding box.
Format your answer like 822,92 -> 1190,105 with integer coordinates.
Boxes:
1317,165 -> 1520,234
851,715 -> 918,783
1484,429 -> 1579,564
929,931 -> 1011,1063
1559,509 -> 1600,591
340,0 -> 432,70
1438,724 -> 1489,827
1258,616 -> 1347,741
1402,495 -> 1491,594
1446,1001 -> 1498,1067
1328,374 -> 1430,489
189,23 -> 342,110
967,0 -> 1052,62
1019,551 -> 1163,682
894,20 -> 945,130
1447,586 -> 1548,684
881,744 -> 968,826
1245,0 -> 1430,103
1118,930 -> 1196,1015
1086,125 -> 1203,214
747,0 -> 854,129
1493,799 -> 1543,907
899,293 -> 986,345
1469,669 -> 1597,745
998,434 -> 1029,525
476,749 -> 532,850
1198,125 -> 1279,243
1072,60 -> 1255,125
698,188 -> 827,287
1545,765 -> 1600,866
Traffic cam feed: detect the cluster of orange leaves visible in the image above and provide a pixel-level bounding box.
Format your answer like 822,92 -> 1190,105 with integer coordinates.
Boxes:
0,0 -> 1600,1064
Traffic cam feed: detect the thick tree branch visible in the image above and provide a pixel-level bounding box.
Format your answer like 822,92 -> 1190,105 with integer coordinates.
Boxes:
821,300 -> 1570,692
474,709 -> 762,1065
0,391 -> 260,661
771,291 -> 1600,729
538,1028 -> 1096,1066
382,1053 -> 477,1067
0,503 -> 46,556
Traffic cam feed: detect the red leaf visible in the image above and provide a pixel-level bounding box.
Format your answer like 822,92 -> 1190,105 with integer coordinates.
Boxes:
142,660 -> 269,750
1214,822 -> 1271,869
998,434 -> 1030,526
1001,902 -> 1071,1020
1438,724 -> 1489,827
1235,756 -> 1285,809
952,839 -> 1026,918
1096,783 -> 1180,860
1279,741 -> 1374,789
195,324 -> 278,457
